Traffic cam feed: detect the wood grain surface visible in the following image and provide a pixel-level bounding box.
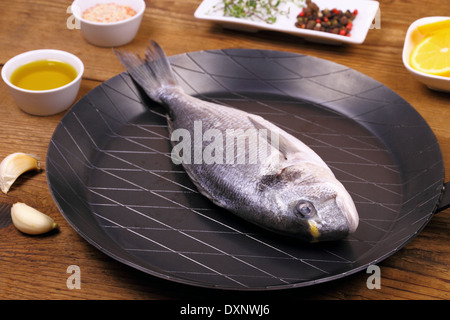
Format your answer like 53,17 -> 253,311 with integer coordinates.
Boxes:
0,0 -> 449,300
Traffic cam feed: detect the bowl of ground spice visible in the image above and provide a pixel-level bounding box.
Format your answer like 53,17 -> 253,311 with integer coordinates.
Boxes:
72,0 -> 146,47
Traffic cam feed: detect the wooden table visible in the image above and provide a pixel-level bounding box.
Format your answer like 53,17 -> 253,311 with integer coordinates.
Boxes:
0,0 -> 449,301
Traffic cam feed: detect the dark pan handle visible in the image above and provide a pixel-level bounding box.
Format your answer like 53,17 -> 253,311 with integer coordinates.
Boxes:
436,182 -> 450,213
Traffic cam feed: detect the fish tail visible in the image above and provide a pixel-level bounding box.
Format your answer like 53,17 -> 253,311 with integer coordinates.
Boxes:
113,40 -> 179,103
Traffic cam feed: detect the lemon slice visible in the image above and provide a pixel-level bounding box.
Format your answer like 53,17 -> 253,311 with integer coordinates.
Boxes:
410,29 -> 450,76
417,19 -> 450,35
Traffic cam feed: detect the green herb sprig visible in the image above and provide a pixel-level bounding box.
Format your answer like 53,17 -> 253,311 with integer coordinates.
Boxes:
215,0 -> 304,24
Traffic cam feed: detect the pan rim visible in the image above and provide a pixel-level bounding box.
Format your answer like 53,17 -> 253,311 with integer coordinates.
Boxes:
46,48 -> 444,291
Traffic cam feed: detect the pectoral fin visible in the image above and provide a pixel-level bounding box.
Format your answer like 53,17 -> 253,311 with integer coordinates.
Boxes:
247,114 -> 332,173
248,115 -> 301,160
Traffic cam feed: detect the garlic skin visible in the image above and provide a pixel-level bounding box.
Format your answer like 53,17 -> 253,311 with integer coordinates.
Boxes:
11,202 -> 58,235
0,153 -> 40,194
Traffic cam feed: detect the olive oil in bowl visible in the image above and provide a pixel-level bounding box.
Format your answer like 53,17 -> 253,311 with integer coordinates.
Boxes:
10,59 -> 77,91
2,49 -> 84,115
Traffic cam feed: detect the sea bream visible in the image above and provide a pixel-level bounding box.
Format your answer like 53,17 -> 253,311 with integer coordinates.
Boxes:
114,40 -> 359,242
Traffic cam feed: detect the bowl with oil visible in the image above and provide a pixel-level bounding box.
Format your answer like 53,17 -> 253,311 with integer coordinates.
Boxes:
1,49 -> 84,116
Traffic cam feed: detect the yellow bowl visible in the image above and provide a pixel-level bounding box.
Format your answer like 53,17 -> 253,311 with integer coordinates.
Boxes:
402,16 -> 450,92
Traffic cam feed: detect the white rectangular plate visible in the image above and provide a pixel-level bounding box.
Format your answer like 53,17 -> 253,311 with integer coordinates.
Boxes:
194,0 -> 379,44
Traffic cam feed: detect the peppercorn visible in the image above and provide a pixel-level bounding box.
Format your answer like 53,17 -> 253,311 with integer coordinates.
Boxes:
340,16 -> 348,25
306,20 -> 316,29
294,0 -> 358,37
306,0 -> 319,14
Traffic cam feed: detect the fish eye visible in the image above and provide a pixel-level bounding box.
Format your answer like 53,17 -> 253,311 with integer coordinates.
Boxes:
295,200 -> 316,218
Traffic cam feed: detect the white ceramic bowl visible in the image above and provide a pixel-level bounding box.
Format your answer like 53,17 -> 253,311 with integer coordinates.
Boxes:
1,49 -> 84,116
71,0 -> 145,47
402,16 -> 450,92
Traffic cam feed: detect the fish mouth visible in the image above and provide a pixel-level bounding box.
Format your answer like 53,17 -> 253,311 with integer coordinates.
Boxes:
307,219 -> 352,242
336,192 -> 359,234
307,189 -> 359,242
307,220 -> 320,242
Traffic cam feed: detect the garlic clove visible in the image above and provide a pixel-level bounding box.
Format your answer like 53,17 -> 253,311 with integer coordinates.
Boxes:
10,202 -> 58,235
0,153 -> 40,194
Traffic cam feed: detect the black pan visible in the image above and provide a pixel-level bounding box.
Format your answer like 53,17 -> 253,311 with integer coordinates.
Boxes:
46,49 -> 449,291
